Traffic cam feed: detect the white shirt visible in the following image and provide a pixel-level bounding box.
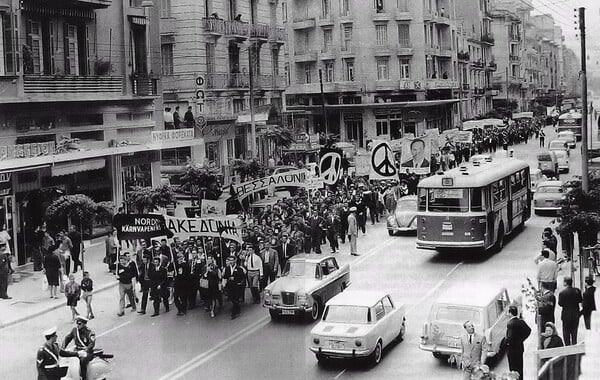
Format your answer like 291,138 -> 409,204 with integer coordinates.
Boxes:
245,254 -> 263,275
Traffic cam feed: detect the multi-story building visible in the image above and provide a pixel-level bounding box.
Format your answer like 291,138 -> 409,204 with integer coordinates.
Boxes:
455,0 -> 496,119
0,0 -> 173,265
160,0 -> 287,174
284,0 -> 460,150
531,14 -> 560,97
489,3 -> 524,110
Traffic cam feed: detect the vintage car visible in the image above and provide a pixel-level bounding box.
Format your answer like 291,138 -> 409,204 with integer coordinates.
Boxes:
557,131 -> 576,149
537,151 -> 559,178
420,285 -> 513,363
553,150 -> 569,173
533,180 -> 566,215
530,168 -> 548,193
548,139 -> 570,157
309,291 -> 406,365
263,254 -> 350,321
386,195 -> 418,235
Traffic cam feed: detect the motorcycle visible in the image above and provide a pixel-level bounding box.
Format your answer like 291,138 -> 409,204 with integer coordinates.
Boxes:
60,349 -> 113,380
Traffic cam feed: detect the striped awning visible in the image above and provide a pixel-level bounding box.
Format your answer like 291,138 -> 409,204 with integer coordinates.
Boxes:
130,16 -> 148,25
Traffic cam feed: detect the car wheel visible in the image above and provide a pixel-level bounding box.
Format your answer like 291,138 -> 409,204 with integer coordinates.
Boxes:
397,319 -> 406,342
388,230 -> 394,236
370,340 -> 383,365
268,309 -> 280,321
432,352 -> 445,360
308,300 -> 320,321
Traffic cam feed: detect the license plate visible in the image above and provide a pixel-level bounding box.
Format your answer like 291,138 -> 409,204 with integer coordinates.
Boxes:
447,338 -> 460,348
329,342 -> 344,349
281,310 -> 295,315
545,200 -> 554,203
442,223 -> 453,231
441,232 -> 454,236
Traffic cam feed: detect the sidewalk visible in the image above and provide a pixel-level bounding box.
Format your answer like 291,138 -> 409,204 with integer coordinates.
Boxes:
0,240 -> 117,329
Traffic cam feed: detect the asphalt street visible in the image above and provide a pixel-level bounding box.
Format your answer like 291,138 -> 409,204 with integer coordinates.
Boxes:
0,126 -> 581,380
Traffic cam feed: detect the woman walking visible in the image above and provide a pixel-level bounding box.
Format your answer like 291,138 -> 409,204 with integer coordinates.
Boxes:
43,250 -> 61,298
203,255 -> 222,318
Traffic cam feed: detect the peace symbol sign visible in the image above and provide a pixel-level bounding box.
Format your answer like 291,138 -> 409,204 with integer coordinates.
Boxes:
319,151 -> 342,185
371,142 -> 397,177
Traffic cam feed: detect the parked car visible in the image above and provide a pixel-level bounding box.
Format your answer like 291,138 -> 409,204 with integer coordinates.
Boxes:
309,291 -> 406,365
533,180 -> 566,215
537,151 -> 559,177
419,285 -> 513,363
530,168 -> 548,193
263,254 -> 351,321
386,195 -> 418,235
553,150 -> 569,173
557,131 -> 576,149
548,139 -> 570,157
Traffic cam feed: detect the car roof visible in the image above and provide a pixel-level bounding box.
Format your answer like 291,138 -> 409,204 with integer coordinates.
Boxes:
418,158 -> 528,188
436,285 -> 506,308
538,180 -> 564,187
549,139 -> 567,144
327,290 -> 390,307
288,254 -> 334,264
558,131 -> 574,135
398,195 -> 417,201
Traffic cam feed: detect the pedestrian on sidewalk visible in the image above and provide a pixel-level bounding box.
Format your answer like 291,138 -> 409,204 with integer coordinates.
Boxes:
582,276 -> 596,330
538,282 -> 557,331
68,225 -> 83,273
559,277 -> 582,345
32,224 -> 45,272
347,207 -> 359,256
0,238 -> 13,299
57,231 -> 73,276
537,250 -> 558,292
64,274 -> 81,321
80,271 -> 94,319
116,253 -> 137,316
505,306 -> 531,380
43,249 -> 61,299
539,129 -> 546,147
104,229 -> 119,274
459,320 -> 487,380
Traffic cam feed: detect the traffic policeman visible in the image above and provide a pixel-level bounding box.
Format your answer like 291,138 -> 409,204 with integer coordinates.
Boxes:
37,327 -> 78,380
62,316 -> 96,380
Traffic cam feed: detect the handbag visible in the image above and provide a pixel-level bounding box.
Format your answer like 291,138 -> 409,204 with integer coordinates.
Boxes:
41,276 -> 49,292
199,278 -> 209,289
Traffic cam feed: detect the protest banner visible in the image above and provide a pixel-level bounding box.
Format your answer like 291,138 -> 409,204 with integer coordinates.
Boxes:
354,154 -> 371,176
164,215 -> 244,243
200,199 -> 227,217
112,214 -> 173,240
370,140 -> 397,180
306,177 -> 324,190
233,169 -> 307,200
400,136 -> 432,175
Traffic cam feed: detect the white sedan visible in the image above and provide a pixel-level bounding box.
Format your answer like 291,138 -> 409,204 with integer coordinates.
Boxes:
309,290 -> 406,365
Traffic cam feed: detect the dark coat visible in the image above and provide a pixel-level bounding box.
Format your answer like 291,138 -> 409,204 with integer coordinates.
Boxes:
558,286 -> 583,323
542,335 -> 564,349
582,286 -> 596,313
506,316 -> 531,353
538,290 -> 556,321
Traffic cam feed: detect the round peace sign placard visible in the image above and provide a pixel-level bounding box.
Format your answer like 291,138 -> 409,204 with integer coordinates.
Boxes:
319,151 -> 342,185
371,142 -> 397,178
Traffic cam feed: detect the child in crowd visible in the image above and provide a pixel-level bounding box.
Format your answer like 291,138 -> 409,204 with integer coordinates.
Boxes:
80,271 -> 94,319
64,274 -> 81,321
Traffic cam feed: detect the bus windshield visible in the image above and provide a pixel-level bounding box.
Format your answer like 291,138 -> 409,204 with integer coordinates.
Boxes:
428,188 -> 469,212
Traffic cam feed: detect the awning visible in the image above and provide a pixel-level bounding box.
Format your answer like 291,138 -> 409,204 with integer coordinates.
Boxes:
52,158 -> 106,177
236,105 -> 278,124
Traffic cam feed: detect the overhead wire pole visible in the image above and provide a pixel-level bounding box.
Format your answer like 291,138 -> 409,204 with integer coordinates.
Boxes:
579,7 -> 589,192
319,69 -> 328,136
249,43 -> 257,159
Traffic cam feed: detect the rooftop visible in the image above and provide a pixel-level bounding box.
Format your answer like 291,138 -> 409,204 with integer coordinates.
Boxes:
435,284 -> 506,308
327,291 -> 390,308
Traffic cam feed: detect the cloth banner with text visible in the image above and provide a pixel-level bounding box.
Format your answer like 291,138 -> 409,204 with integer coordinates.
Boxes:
200,199 -> 227,217
112,214 -> 173,240
369,140 -> 398,180
233,169 -> 307,200
318,148 -> 343,185
164,215 -> 244,243
400,136 -> 432,175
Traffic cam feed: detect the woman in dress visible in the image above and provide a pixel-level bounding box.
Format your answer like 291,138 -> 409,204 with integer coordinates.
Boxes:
43,250 -> 61,298
204,255 -> 222,318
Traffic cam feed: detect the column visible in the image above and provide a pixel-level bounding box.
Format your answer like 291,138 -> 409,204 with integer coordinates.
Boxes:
109,155 -> 124,210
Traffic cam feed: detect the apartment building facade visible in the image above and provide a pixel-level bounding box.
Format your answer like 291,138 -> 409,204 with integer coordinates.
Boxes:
284,0 -> 460,149
0,0 -> 170,265
160,0 -> 287,173
454,0 -> 496,120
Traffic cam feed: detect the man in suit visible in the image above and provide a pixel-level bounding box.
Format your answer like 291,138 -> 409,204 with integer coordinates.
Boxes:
276,233 -> 296,273
558,276 -> 582,345
338,205 -> 349,244
137,254 -> 152,315
260,240 -> 279,289
347,207 -> 359,256
506,305 -> 531,380
459,320 -> 487,380
582,276 -> 596,330
222,256 -> 246,319
149,256 -> 169,317
401,139 -> 430,169
325,209 -> 340,253
308,211 -> 324,254
538,281 -> 557,331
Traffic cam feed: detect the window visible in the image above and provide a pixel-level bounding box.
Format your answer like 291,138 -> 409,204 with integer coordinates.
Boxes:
323,29 -> 333,52
340,0 -> 350,16
226,139 -> 235,162
271,48 -> 279,76
233,98 -> 245,113
282,2 -> 287,21
374,301 -> 385,321
382,296 -> 394,313
161,43 -> 174,75
324,60 -> 334,82
471,188 -> 485,211
159,0 -> 171,18
376,58 -> 389,80
374,0 -> 384,13
304,63 -> 312,84
492,179 -> 507,204
376,24 -> 388,46
510,170 -> 526,194
342,24 -> 352,51
343,58 -> 354,81
26,20 -> 43,74
206,43 -> 215,73
376,119 -> 388,136
400,59 -> 410,79
322,0 -> 330,18
204,0 -> 213,18
428,188 -> 469,212
284,63 -> 290,86
228,0 -> 237,20
398,23 -> 410,47
397,0 -> 409,12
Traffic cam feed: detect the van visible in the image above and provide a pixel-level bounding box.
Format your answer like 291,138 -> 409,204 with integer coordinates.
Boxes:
419,285 -> 513,362
537,151 -> 559,177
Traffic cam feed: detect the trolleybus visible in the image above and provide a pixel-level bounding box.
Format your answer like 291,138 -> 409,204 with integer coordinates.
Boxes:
557,110 -> 582,141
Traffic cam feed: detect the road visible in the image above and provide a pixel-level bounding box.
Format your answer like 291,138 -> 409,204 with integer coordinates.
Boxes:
0,126 -> 580,380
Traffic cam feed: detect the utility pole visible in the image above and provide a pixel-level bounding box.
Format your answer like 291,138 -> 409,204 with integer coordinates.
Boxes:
249,43 -> 257,159
579,7 -> 589,192
319,69 -> 328,136
506,67 -> 509,108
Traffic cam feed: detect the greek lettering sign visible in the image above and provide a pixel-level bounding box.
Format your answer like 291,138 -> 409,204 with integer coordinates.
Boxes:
164,215 -> 243,243
0,141 -> 56,160
112,214 -> 173,240
151,128 -> 195,143
233,169 -> 307,200
306,177 -> 324,190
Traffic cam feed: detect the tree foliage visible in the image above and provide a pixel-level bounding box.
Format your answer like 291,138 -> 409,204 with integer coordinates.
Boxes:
232,158 -> 266,182
179,164 -> 222,200
45,194 -> 114,231
126,184 -> 177,214
557,178 -> 600,246
263,127 -> 295,150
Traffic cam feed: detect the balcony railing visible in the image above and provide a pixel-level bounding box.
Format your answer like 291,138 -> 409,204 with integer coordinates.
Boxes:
250,23 -> 270,39
268,27 -> 287,42
481,33 -> 495,44
255,74 -> 287,90
202,18 -> 226,34
205,73 -> 249,89
23,75 -> 123,96
487,61 -> 497,70
131,74 -> 159,96
225,20 -> 250,37
458,51 -> 470,61
471,59 -> 484,68
462,83 -> 470,90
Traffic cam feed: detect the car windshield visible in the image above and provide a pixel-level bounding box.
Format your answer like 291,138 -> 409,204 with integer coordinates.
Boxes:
323,305 -> 371,324
537,186 -> 563,194
282,261 -> 315,278
550,141 -> 566,148
435,306 -> 482,325
554,151 -> 567,159
427,188 -> 469,212
558,133 -> 574,140
397,199 -> 417,211
538,154 -> 551,161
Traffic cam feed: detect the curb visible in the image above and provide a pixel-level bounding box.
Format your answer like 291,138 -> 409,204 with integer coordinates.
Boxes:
0,279 -> 119,330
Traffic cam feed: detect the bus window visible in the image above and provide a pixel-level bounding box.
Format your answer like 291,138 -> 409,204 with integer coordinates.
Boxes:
492,180 -> 507,204
471,188 -> 484,211
428,188 -> 469,212
418,188 -> 427,211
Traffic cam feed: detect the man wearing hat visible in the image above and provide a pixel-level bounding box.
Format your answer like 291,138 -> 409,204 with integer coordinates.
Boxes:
62,316 -> 96,380
347,207 -> 359,256
37,327 -> 78,380
0,237 -> 12,299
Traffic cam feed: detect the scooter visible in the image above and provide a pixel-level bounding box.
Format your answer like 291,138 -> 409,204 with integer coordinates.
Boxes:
60,349 -> 113,380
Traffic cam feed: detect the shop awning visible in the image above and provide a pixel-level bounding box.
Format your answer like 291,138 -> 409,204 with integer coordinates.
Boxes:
236,105 -> 279,124
52,158 -> 106,177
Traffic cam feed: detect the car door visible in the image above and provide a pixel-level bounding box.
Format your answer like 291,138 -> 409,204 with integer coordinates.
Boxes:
318,260 -> 335,302
488,290 -> 510,353
381,295 -> 398,343
373,300 -> 388,344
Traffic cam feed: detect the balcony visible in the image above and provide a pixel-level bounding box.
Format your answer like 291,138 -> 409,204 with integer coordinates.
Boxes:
23,76 -> 124,100
76,0 -> 112,8
424,80 -> 458,90
225,20 -> 250,38
318,13 -> 334,27
457,51 -> 470,61
486,61 -> 497,71
395,9 -> 412,21
320,48 -> 336,61
339,9 -> 353,23
510,33 -> 521,42
376,80 -> 397,91
205,73 -> 249,90
397,45 -> 413,56
471,59 -> 484,69
131,74 -> 159,96
340,44 -> 354,57
462,83 -> 470,91
292,16 -> 316,30
294,49 -> 318,62
438,45 -> 453,58
509,54 -> 520,62
374,44 -> 393,56
160,17 -> 176,35
202,18 -> 226,35
481,33 -> 495,45
250,23 -> 270,40
371,9 -> 392,22
255,74 -> 287,90
268,26 -> 287,44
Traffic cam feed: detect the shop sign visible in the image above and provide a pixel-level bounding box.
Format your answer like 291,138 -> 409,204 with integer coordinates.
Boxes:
399,80 -> 423,90
0,141 -> 56,160
0,172 -> 12,196
151,128 -> 195,143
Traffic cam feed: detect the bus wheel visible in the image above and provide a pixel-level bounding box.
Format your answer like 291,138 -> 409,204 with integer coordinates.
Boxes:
495,225 -> 505,252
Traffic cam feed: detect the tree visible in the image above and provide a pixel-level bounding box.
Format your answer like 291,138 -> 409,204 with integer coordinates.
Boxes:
125,184 -> 177,214
557,178 -> 600,247
263,127 -> 295,162
179,164 -> 222,202
232,158 -> 266,182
